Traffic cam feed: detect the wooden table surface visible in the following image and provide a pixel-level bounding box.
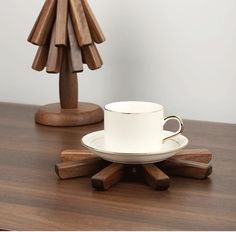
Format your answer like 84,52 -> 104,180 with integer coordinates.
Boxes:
0,102 -> 236,230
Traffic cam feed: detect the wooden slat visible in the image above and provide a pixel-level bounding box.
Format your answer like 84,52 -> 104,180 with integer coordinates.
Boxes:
61,149 -> 97,162
67,15 -> 83,72
59,49 -> 78,109
92,163 -> 125,190
46,24 -> 64,73
69,0 -> 92,46
142,164 -> 170,190
28,6 -> 43,42
55,0 -> 69,46
28,0 -> 57,46
173,149 -> 212,163
93,44 -> 103,65
81,0 -> 105,43
55,159 -> 104,179
32,42 -> 50,71
82,43 -> 103,70
158,159 -> 212,179
82,49 -> 86,64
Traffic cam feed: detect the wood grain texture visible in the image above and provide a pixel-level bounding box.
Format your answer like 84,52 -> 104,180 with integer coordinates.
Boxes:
46,24 -> 64,73
173,148 -> 212,163
27,6 -> 43,42
69,0 -> 92,46
28,0 -> 57,46
142,164 -> 170,190
93,43 -> 103,65
55,0 -> 69,46
67,15 -> 83,73
92,163 -> 125,190
60,148 -> 212,163
0,103 -> 236,230
158,159 -> 212,179
35,102 -> 104,127
82,43 -> 103,70
81,0 -> 105,43
61,149 -> 98,162
55,159 -> 103,179
59,49 -> 78,109
32,41 -> 50,71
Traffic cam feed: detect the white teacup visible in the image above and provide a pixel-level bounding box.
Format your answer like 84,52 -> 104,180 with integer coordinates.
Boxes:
104,101 -> 184,153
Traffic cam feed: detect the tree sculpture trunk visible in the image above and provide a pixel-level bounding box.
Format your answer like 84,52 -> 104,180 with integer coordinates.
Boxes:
59,51 -> 78,109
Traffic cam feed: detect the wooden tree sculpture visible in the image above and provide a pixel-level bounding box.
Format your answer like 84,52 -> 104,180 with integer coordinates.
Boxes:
28,0 -> 105,126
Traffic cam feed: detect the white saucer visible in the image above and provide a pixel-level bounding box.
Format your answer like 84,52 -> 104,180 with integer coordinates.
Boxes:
81,130 -> 189,164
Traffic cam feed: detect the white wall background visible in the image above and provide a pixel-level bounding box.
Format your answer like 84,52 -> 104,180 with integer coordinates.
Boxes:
0,0 -> 235,123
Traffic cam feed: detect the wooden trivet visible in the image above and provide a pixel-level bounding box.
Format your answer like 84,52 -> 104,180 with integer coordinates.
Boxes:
55,149 -> 213,191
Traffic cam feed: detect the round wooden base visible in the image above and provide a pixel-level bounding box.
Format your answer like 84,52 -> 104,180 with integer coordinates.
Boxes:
35,102 -> 104,127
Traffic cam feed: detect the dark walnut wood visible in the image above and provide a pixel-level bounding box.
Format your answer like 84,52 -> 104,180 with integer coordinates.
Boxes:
58,149 -> 211,190
32,40 -> 50,71
158,159 -> 212,179
56,150 -> 104,179
59,49 -> 78,109
142,164 -> 170,190
28,0 -> 57,46
69,0 -> 92,47
28,0 -> 105,127
55,159 -> 104,180
60,149 -> 98,162
0,103 -> 236,230
82,43 -> 103,70
55,0 -> 69,47
35,102 -> 104,127
46,23 -> 64,74
67,14 -> 83,73
172,148 -> 212,163
92,163 -> 125,190
81,0 -> 106,43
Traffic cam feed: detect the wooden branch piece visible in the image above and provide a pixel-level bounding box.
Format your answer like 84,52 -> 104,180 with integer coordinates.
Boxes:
158,159 -> 212,179
68,15 -> 83,72
69,0 -> 92,47
55,0 -> 69,46
29,0 -> 105,76
82,50 -> 86,64
28,0 -> 57,45
93,44 -> 103,65
82,44 -> 103,70
173,149 -> 212,164
46,24 -> 64,73
32,42 -> 50,71
142,164 -> 170,190
55,159 -> 104,179
61,149 -> 99,162
92,163 -> 125,190
56,148 -> 213,190
81,0 -> 105,43
59,49 -> 78,109
28,7 -> 43,42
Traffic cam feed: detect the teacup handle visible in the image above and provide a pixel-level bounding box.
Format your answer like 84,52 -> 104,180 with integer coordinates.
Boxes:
163,116 -> 184,142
